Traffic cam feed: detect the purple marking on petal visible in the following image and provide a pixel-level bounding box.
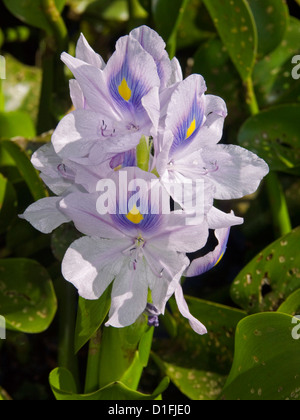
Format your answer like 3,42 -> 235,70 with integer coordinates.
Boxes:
169,95 -> 205,157
57,164 -> 76,181
110,149 -> 137,170
109,58 -> 149,115
186,228 -> 230,278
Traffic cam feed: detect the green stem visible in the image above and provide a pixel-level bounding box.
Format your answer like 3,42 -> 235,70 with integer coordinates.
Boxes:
42,0 -> 68,51
244,77 -> 292,238
166,0 -> 190,59
57,280 -> 80,391
136,136 -> 151,171
265,172 -> 292,237
244,77 -> 260,116
38,0 -> 68,134
84,329 -> 102,394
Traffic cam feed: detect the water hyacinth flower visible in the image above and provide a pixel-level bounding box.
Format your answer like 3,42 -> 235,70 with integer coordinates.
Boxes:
155,74 -> 269,209
59,168 -> 209,334
21,25 -> 269,336
52,26 -> 182,166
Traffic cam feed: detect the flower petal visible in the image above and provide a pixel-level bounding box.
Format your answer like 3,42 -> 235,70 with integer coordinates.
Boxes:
20,197 -> 70,234
175,284 -> 207,335
186,227 -> 230,277
202,144 -> 269,200
59,191 -> 126,239
129,25 -> 174,89
52,109 -> 102,158
143,244 -> 189,314
61,53 -> 120,119
76,33 -> 106,69
148,213 -> 209,254
62,236 -> 130,300
69,79 -> 86,110
207,207 -> 244,230
106,257 -> 149,328
105,34 -> 160,126
165,74 -> 207,157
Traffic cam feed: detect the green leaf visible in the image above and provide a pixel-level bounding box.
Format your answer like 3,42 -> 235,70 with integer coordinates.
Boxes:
74,286 -> 111,354
98,317 -> 150,388
277,289 -> 300,316
153,297 -> 246,399
238,104 -> 300,175
202,0 -> 257,81
254,17 -> 300,106
247,0 -> 289,57
231,227 -> 300,314
0,111 -> 36,139
49,367 -> 169,400
0,258 -> 57,333
220,313 -> 300,400
176,0 -> 215,50
3,54 -> 42,125
3,0 -> 66,35
0,140 -> 48,201
193,38 -> 243,125
0,173 -> 18,234
152,353 -> 227,401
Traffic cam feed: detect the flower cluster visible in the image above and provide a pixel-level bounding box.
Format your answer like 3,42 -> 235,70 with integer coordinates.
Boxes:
22,26 -> 269,334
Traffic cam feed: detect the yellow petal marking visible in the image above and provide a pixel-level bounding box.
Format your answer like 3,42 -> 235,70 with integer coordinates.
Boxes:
126,205 -> 144,224
215,252 -> 224,267
118,78 -> 132,102
186,118 -> 196,139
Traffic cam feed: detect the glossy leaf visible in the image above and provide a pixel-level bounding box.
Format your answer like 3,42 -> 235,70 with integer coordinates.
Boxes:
152,353 -> 227,401
193,38 -> 243,125
247,0 -> 289,57
49,367 -> 169,400
0,258 -> 57,333
238,104 -> 300,175
277,289 -> 300,316
0,140 -> 48,201
202,0 -> 257,81
98,317 -> 150,388
176,0 -> 215,50
3,0 -> 66,35
254,17 -> 300,106
153,297 -> 246,399
221,313 -> 300,400
74,287 -> 111,354
0,111 -> 36,139
231,227 -> 300,314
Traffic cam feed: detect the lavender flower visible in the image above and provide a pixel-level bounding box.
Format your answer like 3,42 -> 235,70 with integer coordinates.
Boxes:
21,25 -> 269,335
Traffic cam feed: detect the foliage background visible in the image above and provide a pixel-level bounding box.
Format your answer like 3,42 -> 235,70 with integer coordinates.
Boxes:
0,0 -> 300,400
